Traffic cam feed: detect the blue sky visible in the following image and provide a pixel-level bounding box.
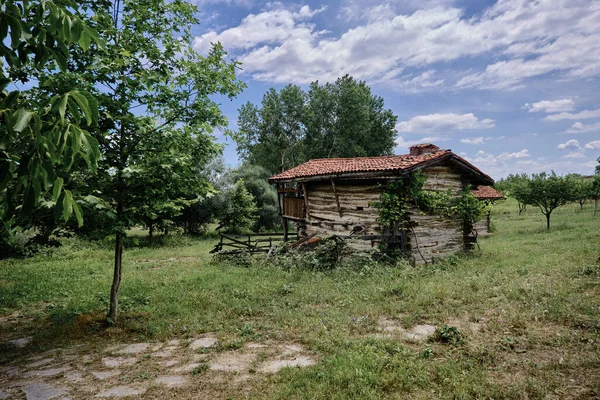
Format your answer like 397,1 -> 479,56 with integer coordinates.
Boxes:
190,0 -> 599,179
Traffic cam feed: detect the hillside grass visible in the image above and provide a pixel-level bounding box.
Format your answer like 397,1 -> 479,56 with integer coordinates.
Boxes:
1,199 -> 599,398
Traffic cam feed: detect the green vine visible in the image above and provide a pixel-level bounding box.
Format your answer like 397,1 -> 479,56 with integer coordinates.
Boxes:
372,171 -> 490,237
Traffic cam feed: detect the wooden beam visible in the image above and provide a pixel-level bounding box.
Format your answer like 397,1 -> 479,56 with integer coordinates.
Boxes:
330,179 -> 343,217
301,183 -> 309,219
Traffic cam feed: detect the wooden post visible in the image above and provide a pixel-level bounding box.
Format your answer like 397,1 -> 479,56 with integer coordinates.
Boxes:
331,179 -> 343,217
301,183 -> 309,220
283,218 -> 289,242
276,183 -> 282,215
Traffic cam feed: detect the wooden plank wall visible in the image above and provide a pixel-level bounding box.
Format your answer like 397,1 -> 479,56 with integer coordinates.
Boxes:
303,163 -> 473,261
305,181 -> 381,251
411,165 -> 466,263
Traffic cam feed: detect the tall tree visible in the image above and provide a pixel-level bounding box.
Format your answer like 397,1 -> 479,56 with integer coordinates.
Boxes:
231,75 -> 397,174
52,0 -> 244,324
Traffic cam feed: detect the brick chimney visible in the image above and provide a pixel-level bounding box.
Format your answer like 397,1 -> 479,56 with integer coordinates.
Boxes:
409,143 -> 440,156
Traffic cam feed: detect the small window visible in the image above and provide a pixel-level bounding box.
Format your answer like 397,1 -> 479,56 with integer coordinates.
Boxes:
356,206 -> 364,211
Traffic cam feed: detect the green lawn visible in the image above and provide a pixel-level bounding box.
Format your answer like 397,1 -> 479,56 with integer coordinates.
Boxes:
1,199 -> 599,398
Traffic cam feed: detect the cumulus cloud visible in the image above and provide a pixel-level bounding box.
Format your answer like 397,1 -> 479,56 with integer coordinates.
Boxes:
194,0 -> 600,90
566,122 -> 600,133
585,140 -> 600,150
460,137 -> 485,145
396,113 -> 495,133
557,139 -> 581,150
498,149 -> 530,160
522,99 -> 575,113
544,108 -> 600,121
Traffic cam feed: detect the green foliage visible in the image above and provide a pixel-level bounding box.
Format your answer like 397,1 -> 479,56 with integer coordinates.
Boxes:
372,172 -> 427,230
228,164 -> 279,232
432,325 -> 464,345
231,75 -> 397,174
567,174 -> 593,209
372,172 -> 488,241
218,179 -> 258,234
524,172 -> 576,229
1,0 -> 105,247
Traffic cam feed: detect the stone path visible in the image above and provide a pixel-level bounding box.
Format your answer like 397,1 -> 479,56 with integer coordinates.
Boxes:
0,334 -> 317,399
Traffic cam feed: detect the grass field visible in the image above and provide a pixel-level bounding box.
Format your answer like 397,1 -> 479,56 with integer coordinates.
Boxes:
1,199 -> 599,399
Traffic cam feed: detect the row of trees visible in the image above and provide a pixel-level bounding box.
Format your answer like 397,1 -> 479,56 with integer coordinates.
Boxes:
495,164 -> 600,229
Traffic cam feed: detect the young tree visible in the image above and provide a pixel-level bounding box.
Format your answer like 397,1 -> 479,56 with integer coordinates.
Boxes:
218,179 -> 258,234
591,176 -> 600,216
525,172 -> 575,229
568,174 -> 592,210
50,0 -> 244,324
228,164 -> 279,232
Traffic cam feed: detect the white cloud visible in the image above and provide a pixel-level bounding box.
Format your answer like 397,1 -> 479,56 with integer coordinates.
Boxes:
460,137 -> 484,145
194,1 -> 600,90
544,108 -> 600,122
396,113 -> 495,133
566,122 -> 600,134
522,99 -> 575,113
562,152 -> 586,159
585,140 -> 600,150
498,149 -> 530,160
557,139 -> 581,150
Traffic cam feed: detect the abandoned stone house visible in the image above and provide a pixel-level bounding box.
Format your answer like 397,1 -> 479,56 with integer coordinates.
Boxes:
268,143 -> 501,264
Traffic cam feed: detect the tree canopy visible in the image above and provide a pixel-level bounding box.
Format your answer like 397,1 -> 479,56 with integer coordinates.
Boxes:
231,75 -> 398,174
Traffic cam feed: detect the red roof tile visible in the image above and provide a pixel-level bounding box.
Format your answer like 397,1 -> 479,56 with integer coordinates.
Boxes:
269,147 -> 493,184
470,185 -> 504,200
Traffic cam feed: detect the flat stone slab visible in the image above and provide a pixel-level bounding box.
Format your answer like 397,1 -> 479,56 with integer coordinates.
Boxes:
258,356 -> 316,373
210,352 -> 256,373
172,363 -> 200,373
26,358 -> 54,368
64,371 -> 84,383
403,324 -> 436,342
9,337 -> 32,348
95,385 -> 146,398
245,342 -> 268,349
162,360 -> 179,367
102,357 -> 137,368
91,370 -> 121,380
23,367 -> 69,378
189,337 -> 217,350
155,375 -> 188,387
152,350 -> 173,358
113,343 -> 150,355
22,382 -> 68,400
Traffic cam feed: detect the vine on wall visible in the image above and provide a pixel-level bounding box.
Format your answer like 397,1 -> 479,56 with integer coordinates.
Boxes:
372,171 -> 489,244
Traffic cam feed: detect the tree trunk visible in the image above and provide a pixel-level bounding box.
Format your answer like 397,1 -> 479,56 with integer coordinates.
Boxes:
107,230 -> 123,324
595,199 -> 598,216
546,213 -> 551,230
148,221 -> 153,242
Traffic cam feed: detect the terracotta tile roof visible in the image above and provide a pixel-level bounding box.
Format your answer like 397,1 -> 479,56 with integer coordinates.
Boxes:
269,147 -> 493,184
470,185 -> 504,200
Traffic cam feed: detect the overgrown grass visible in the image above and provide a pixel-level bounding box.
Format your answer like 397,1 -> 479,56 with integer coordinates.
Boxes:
1,199 -> 599,398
